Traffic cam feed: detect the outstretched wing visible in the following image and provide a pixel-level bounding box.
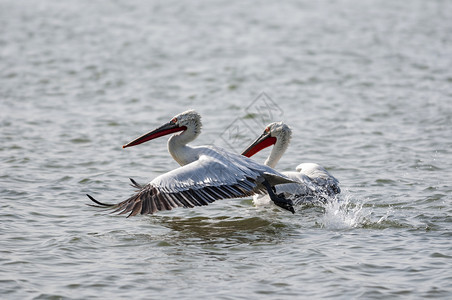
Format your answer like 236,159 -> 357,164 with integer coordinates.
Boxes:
87,154 -> 266,217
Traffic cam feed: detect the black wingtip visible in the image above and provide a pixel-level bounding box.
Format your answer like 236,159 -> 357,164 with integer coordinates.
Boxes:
86,194 -> 114,207
129,178 -> 143,189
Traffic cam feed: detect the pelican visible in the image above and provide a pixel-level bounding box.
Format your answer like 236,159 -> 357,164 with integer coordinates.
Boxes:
87,110 -> 297,216
241,122 -> 340,206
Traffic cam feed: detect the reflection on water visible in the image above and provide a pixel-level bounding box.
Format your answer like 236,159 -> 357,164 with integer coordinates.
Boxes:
152,214 -> 290,246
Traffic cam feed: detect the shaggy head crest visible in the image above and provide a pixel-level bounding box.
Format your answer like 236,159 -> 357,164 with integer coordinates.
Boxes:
171,109 -> 202,128
265,121 -> 292,142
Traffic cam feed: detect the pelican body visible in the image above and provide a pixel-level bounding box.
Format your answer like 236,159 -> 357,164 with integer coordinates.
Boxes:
241,122 -> 340,206
87,110 -> 296,216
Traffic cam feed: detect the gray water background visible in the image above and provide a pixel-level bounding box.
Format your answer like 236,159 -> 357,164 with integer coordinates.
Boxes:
1,0 -> 451,299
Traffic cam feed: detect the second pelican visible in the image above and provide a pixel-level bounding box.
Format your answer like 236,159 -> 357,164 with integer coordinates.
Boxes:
241,122 -> 340,206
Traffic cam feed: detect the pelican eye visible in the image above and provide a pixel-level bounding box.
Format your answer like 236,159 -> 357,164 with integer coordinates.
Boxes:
265,127 -> 270,133
171,117 -> 178,124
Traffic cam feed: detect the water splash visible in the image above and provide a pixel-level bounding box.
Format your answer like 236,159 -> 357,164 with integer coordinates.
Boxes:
320,193 -> 370,229
375,206 -> 394,225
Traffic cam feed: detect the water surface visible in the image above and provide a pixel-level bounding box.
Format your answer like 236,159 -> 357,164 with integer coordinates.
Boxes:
1,0 -> 451,299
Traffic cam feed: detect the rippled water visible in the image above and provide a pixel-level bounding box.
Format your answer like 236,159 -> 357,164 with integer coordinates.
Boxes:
1,0 -> 451,299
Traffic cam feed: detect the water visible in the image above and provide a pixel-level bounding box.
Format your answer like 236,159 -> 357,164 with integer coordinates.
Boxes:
1,0 -> 451,298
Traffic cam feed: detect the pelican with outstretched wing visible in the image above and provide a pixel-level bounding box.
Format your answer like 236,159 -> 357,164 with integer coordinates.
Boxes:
87,110 -> 296,216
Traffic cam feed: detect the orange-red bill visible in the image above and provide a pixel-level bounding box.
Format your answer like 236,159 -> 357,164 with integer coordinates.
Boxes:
241,132 -> 277,157
123,122 -> 186,148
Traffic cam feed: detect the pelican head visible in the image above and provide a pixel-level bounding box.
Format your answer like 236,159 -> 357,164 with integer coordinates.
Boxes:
123,109 -> 202,148
242,122 -> 292,157
241,122 -> 292,168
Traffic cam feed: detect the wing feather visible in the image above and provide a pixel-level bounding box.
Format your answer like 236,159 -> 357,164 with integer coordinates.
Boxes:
129,200 -> 142,217
141,193 -> 150,215
87,147 -> 294,216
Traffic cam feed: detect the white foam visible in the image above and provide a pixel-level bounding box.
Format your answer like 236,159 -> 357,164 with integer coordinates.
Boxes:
320,192 -> 370,230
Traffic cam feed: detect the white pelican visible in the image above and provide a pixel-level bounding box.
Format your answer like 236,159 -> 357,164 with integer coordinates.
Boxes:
87,110 -> 297,216
241,122 -> 340,206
